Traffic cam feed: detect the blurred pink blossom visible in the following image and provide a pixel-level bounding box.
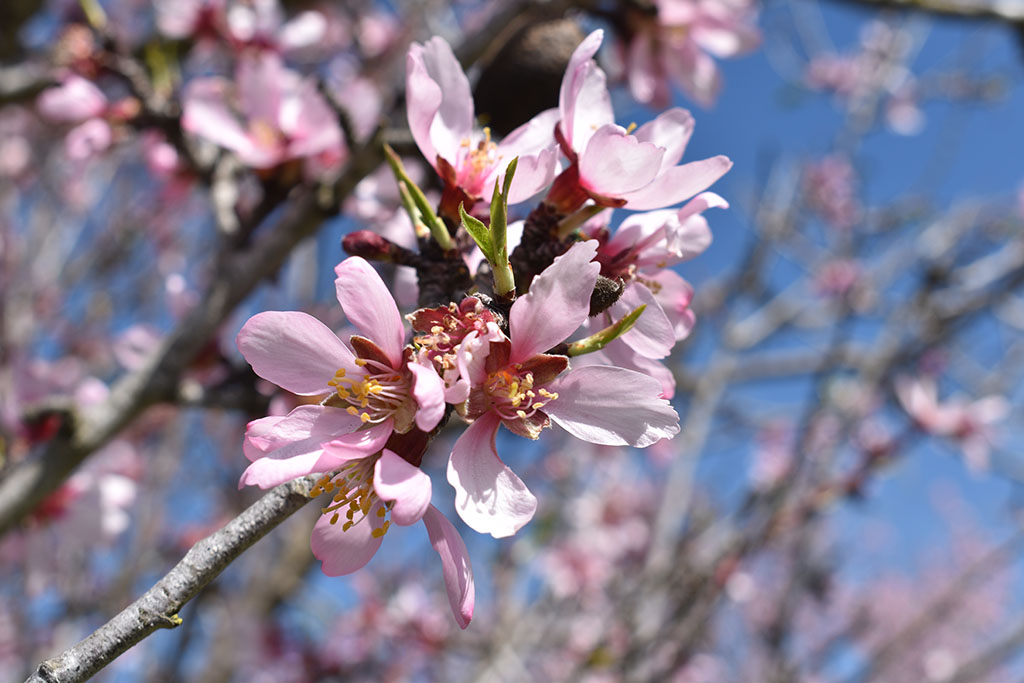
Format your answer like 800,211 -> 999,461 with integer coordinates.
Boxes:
895,376 -> 1009,470
625,0 -> 760,108
182,53 -> 346,175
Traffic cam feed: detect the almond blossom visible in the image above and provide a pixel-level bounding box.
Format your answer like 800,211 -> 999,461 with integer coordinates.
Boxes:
895,376 -> 1009,470
36,75 -> 113,160
624,0 -> 761,108
406,36 -> 560,215
182,52 -> 345,175
546,30 -> 733,213
447,241 -> 680,537
583,193 -> 725,360
236,257 -> 444,489
308,449 -> 474,629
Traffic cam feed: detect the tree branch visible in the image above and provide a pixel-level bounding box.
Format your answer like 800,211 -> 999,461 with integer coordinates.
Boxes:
830,0 -> 1024,23
25,474 -> 319,683
0,134 -> 384,536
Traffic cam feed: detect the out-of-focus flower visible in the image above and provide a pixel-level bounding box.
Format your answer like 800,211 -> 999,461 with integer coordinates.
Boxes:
895,376 -> 1009,470
182,53 -> 345,176
805,21 -> 924,136
0,107 -> 34,178
36,75 -> 113,160
155,0 -> 225,40
224,0 -> 327,54
814,258 -> 861,298
406,36 -> 560,215
37,75 -> 106,122
548,30 -> 732,213
625,0 -> 760,108
803,154 -> 862,230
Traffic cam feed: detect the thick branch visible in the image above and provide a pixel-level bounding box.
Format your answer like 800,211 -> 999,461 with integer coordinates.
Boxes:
25,474 -> 318,683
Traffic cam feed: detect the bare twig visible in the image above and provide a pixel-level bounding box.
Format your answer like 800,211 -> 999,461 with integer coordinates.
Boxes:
25,474 -> 319,683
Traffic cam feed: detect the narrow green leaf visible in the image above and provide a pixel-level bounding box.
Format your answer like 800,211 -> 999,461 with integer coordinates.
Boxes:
460,203 -> 494,263
567,305 -> 646,357
383,144 -> 452,250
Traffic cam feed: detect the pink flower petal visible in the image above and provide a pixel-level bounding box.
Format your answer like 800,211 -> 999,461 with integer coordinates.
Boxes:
373,449 -> 431,526
406,37 -> 473,167
409,357 -> 446,432
422,505 -> 475,629
627,31 -> 664,106
238,406 -> 363,488
237,53 -> 285,129
321,419 -> 394,460
334,257 -> 405,368
676,191 -> 729,223
545,365 -> 680,447
579,125 -> 664,197
619,155 -> 732,210
65,119 -> 112,161
648,270 -> 697,340
237,311 -> 356,395
239,444 -> 345,489
613,282 -> 676,359
509,241 -> 599,364
559,30 -> 612,151
243,415 -> 287,461
597,342 -> 677,400
182,78 -> 273,166
447,412 -> 537,538
311,503 -> 384,576
259,405 -> 361,444
38,76 -> 106,123
634,107 -> 694,168
667,41 -> 721,108
278,11 -> 327,51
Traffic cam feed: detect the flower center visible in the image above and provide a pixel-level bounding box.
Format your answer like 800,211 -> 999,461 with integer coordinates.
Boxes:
485,366 -> 559,422
327,358 -> 411,426
249,118 -> 282,150
310,459 -> 391,539
456,127 -> 500,194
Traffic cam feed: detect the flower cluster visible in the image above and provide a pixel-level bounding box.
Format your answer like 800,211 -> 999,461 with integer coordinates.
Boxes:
236,29 -> 732,628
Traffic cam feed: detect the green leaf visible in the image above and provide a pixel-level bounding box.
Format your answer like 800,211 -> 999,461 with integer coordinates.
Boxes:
383,144 -> 452,250
567,305 -> 646,357
460,203 -> 494,263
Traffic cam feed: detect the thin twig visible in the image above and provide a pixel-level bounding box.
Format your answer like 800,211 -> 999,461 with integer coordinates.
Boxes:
25,474 -> 319,683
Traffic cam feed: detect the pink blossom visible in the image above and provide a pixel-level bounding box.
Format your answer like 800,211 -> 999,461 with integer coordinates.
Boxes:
37,75 -> 107,123
803,155 -> 862,230
25,440 -> 140,589
224,0 -> 327,53
895,376 -> 1009,470
448,242 -> 680,537
182,53 -> 345,175
236,257 -> 444,489
548,30 -> 732,212
309,449 -> 474,629
36,75 -> 113,160
406,36 -> 560,213
154,0 -> 224,39
64,119 -> 112,160
626,0 -> 761,108
579,194 -> 722,363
